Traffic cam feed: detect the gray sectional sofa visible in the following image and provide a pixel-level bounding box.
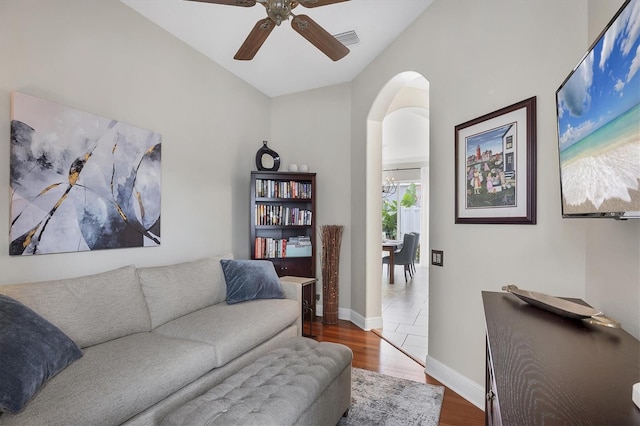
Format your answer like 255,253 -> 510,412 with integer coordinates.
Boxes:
0,254 -> 302,425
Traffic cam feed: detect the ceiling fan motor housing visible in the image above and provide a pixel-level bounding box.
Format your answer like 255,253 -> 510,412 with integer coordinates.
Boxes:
266,0 -> 293,25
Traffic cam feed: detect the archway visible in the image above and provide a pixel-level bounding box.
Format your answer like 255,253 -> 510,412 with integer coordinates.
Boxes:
364,72 -> 429,346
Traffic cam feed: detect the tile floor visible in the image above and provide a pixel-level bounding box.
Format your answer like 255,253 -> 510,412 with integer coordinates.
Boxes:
375,264 -> 429,366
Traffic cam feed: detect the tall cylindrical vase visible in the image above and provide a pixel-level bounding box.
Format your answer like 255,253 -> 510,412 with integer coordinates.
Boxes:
321,225 -> 344,325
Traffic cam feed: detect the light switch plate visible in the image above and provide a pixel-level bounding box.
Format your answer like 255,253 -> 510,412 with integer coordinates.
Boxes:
633,382 -> 640,409
431,249 -> 444,267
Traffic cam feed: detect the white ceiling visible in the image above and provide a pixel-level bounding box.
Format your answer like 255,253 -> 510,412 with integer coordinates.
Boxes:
121,0 -> 433,97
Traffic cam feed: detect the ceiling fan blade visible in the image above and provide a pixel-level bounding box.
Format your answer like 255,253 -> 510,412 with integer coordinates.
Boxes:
185,0 -> 256,6
297,0 -> 350,8
234,17 -> 276,60
291,14 -> 349,61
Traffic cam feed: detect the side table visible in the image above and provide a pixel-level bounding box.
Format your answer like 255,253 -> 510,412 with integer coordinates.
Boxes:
280,276 -> 317,338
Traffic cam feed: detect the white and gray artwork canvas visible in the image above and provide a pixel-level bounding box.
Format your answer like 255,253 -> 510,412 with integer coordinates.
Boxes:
10,92 -> 162,255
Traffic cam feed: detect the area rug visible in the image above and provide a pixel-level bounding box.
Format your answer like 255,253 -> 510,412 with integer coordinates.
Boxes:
338,367 -> 445,426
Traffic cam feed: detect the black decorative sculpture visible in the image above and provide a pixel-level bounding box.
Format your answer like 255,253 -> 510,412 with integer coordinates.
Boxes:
255,141 -> 280,171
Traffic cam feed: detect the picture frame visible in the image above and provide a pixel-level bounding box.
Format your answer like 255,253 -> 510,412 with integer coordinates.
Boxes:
455,96 -> 537,224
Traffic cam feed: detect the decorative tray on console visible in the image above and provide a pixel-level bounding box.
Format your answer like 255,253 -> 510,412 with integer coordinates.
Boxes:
502,285 -> 620,328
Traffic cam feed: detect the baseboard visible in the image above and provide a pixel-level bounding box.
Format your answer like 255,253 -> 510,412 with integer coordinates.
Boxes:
348,310 -> 382,330
315,305 -> 382,331
425,355 -> 485,411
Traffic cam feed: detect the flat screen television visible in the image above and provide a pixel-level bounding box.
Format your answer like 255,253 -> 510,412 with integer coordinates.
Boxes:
556,0 -> 640,219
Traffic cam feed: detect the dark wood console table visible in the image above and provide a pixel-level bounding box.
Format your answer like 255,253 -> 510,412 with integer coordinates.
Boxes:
482,291 -> 640,425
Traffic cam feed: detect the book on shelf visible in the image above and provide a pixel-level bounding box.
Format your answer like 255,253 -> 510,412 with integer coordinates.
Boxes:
253,236 -> 312,258
254,205 -> 312,226
254,237 -> 287,259
255,179 -> 312,199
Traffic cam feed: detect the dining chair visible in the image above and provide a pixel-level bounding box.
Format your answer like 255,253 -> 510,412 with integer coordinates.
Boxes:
382,233 -> 416,283
409,232 -> 420,274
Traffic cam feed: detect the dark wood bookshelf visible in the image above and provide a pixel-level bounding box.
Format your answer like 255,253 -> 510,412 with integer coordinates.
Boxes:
249,171 -> 317,321
249,171 -> 317,280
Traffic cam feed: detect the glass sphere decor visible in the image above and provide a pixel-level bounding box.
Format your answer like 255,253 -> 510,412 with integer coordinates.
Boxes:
255,141 -> 281,171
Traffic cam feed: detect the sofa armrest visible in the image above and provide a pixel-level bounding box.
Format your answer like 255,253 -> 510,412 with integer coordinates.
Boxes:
279,280 -> 302,336
280,280 -> 301,303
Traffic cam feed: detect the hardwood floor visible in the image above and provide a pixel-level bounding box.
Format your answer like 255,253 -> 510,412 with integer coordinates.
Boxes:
311,320 -> 484,426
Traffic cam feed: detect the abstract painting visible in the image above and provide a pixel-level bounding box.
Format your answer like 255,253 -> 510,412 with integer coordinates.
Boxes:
10,92 -> 162,255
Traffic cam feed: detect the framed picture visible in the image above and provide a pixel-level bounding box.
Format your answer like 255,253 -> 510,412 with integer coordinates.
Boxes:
455,96 -> 537,224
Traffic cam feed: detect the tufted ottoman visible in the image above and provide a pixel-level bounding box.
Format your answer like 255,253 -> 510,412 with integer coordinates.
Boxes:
160,337 -> 353,426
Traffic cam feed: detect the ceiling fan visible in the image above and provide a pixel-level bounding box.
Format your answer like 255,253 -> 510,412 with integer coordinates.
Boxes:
187,0 -> 351,61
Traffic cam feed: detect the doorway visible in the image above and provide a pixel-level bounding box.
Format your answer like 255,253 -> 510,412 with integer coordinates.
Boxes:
365,72 -> 429,364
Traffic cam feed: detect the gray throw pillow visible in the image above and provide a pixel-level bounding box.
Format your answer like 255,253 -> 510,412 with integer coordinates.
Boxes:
0,294 -> 83,414
220,259 -> 284,304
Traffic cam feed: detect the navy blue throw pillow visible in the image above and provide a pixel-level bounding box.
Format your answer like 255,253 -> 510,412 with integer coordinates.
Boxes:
220,259 -> 284,304
0,294 -> 83,414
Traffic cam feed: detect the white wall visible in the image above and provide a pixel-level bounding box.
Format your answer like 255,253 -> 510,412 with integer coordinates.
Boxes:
382,107 -> 429,165
349,0 -> 624,395
270,84 -> 352,311
0,0 -> 270,284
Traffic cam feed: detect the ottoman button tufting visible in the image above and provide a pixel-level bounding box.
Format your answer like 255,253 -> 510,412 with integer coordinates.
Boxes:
160,337 -> 352,426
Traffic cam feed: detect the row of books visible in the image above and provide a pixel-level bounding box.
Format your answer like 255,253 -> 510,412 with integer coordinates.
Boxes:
254,236 -> 312,259
255,205 -> 312,226
255,179 -> 312,199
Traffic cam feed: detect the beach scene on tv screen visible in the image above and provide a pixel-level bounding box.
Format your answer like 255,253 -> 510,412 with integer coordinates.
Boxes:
557,0 -> 640,215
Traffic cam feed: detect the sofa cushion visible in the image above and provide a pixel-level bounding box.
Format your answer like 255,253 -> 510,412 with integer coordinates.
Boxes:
138,254 -> 231,329
0,265 -> 151,348
0,333 -> 218,426
153,298 -> 299,367
0,294 -> 83,414
220,259 -> 284,304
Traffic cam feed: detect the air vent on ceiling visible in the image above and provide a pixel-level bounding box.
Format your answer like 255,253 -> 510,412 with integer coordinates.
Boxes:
333,30 -> 360,46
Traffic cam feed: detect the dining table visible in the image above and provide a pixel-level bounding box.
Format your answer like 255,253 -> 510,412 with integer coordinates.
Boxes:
382,239 -> 403,284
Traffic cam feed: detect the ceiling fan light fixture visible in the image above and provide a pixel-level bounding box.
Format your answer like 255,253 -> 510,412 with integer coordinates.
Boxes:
266,0 -> 292,25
